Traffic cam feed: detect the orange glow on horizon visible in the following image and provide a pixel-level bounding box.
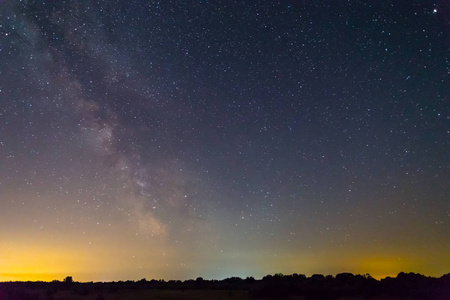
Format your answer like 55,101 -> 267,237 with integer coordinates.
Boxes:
0,234 -> 447,282
0,233 -> 177,282
0,242 -> 85,282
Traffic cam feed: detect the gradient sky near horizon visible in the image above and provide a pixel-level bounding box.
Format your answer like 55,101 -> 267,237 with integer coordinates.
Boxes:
0,0 -> 449,282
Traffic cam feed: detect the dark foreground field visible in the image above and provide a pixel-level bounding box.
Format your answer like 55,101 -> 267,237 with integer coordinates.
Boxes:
1,272 -> 449,300
0,289 -> 438,300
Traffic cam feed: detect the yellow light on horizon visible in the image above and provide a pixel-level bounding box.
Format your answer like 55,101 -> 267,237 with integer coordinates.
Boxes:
0,234 -> 177,282
0,272 -> 65,282
0,243 -> 84,282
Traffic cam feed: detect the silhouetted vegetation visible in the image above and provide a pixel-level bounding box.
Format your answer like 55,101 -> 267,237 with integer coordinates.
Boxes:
0,272 -> 448,300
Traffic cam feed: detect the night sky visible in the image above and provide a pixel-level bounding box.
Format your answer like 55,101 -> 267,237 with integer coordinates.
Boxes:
0,0 -> 449,282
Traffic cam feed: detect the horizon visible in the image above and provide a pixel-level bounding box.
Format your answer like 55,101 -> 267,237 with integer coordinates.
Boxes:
2,270 -> 449,283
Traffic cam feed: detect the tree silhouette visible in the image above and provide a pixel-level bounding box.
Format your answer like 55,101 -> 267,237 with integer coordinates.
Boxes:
64,276 -> 73,284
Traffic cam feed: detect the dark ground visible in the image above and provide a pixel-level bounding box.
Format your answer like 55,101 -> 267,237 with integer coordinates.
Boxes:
1,272 -> 449,300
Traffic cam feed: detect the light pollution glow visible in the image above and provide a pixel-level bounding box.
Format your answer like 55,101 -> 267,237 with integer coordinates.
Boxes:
1,226 -> 447,282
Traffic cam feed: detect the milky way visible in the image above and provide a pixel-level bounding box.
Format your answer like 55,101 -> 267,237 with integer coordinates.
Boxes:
0,1 -> 449,281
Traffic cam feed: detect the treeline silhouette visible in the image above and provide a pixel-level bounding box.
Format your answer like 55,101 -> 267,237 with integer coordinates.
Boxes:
0,272 -> 449,300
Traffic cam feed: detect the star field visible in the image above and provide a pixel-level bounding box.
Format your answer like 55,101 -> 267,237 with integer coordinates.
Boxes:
0,0 -> 449,282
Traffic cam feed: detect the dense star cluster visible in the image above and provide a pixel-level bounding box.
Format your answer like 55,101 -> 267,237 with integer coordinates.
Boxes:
0,1 -> 448,282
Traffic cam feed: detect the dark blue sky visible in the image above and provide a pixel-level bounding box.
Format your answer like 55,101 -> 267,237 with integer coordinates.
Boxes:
0,0 -> 448,281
